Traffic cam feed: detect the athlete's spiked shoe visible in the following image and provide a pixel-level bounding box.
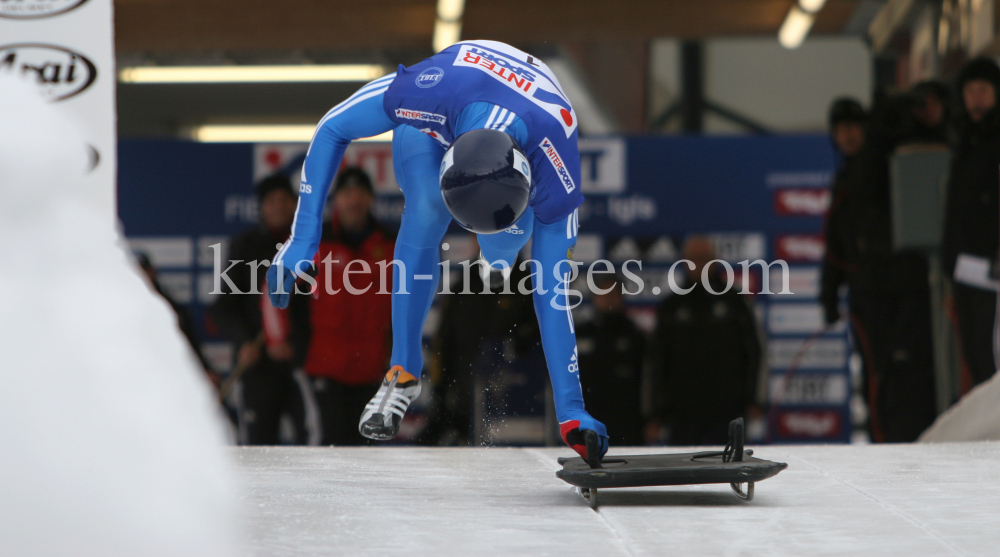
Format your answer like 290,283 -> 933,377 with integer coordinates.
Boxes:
359,366 -> 421,440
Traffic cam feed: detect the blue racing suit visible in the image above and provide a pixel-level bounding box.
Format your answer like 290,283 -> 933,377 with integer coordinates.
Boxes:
268,40 -> 607,458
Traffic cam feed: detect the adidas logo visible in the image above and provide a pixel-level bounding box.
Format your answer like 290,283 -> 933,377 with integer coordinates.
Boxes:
504,224 -> 525,235
567,346 -> 579,373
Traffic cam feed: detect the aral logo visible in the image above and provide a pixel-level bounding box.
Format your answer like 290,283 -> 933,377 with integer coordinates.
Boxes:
415,67 -> 444,88
0,44 -> 97,101
0,0 -> 89,19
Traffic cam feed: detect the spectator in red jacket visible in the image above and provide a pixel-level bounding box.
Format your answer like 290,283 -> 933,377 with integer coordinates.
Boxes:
282,168 -> 396,445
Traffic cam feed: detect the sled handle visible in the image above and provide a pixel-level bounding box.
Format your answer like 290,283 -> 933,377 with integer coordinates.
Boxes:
724,418 -> 745,463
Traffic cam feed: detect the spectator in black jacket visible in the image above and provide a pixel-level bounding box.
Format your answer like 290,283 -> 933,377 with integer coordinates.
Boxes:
820,95 -> 938,442
943,58 -> 1000,388
576,273 -> 646,446
820,98 -> 868,326
210,174 -> 305,445
648,236 -> 761,446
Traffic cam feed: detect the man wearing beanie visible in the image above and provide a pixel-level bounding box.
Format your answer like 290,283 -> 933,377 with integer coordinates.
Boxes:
211,173 -> 307,444
279,168 -> 397,445
943,57 -> 1000,388
821,97 -> 867,329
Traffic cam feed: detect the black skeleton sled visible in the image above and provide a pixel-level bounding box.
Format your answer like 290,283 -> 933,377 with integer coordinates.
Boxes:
556,418 -> 787,508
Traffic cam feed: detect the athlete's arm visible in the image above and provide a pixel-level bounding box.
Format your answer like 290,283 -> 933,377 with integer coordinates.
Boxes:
268,74 -> 397,308
530,209 -> 609,462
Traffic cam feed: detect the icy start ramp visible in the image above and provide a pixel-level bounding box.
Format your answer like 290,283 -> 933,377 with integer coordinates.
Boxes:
234,443 -> 1000,557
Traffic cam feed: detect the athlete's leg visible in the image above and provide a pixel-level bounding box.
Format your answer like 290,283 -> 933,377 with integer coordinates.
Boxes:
389,125 -> 452,376
359,126 -> 450,440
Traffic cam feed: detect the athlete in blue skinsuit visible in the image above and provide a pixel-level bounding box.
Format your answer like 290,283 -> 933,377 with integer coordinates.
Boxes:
267,40 -> 608,462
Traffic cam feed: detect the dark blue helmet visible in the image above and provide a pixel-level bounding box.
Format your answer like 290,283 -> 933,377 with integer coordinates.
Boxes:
439,128 -> 531,234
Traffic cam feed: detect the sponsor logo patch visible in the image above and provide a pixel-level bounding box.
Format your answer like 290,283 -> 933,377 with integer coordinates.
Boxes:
774,188 -> 831,216
512,149 -> 531,183
0,43 -> 97,101
439,147 -> 455,179
421,128 -> 450,147
768,374 -> 849,405
394,108 -> 446,125
415,66 -> 444,88
0,0 -> 89,19
767,267 -> 820,299
539,137 -> 575,193
567,346 -> 579,373
454,44 -> 577,137
768,338 -> 847,369
767,303 -> 825,334
776,234 -> 825,262
776,410 -> 842,439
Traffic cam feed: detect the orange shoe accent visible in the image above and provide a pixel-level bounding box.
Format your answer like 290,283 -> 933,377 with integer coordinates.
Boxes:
386,365 -> 418,383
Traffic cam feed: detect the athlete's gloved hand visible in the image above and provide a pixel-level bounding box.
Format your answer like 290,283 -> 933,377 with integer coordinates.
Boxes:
266,263 -> 298,309
267,242 -> 314,309
560,413 -> 609,467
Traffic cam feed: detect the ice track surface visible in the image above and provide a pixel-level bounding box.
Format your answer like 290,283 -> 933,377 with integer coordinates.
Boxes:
235,443 -> 1000,556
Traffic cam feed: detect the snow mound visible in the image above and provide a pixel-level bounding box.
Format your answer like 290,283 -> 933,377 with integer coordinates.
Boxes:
0,76 -> 237,556
920,371 -> 1000,442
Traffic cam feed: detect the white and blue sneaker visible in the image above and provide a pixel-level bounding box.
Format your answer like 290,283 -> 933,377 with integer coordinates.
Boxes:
359,366 -> 421,440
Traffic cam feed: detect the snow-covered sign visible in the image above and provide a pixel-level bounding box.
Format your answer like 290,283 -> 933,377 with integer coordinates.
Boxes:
0,0 -> 116,217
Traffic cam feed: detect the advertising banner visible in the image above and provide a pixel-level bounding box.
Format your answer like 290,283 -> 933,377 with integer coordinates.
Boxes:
118,134 -> 853,443
1,0 -> 117,217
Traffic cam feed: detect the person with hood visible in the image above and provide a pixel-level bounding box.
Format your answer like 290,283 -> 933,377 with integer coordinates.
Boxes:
820,97 -> 938,442
905,80 -> 951,146
942,57 -> 1000,388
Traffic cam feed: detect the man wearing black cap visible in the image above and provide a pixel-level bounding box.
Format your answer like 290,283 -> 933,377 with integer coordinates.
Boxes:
821,97 -> 867,328
211,173 -> 306,445
943,57 -> 1000,388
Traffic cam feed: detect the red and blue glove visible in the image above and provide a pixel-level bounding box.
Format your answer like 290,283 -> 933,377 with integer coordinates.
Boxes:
560,413 -> 608,467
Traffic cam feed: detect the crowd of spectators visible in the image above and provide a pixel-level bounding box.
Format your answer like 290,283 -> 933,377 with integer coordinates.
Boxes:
942,59 -> 1000,389
821,57 -> 1000,442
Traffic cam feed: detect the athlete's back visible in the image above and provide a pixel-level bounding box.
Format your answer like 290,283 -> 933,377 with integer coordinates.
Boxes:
383,40 -> 582,224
